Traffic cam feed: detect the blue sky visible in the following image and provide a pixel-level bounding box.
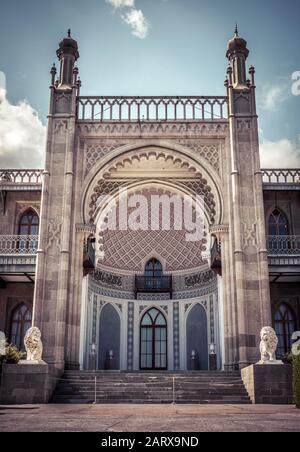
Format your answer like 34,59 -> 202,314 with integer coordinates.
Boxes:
0,0 -> 300,167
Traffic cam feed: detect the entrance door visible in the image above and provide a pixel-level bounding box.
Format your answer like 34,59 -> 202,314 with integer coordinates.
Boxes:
140,308 -> 167,370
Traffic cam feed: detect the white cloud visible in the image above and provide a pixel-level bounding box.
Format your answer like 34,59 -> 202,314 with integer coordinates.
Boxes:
121,9 -> 149,39
105,0 -> 135,8
0,71 -> 46,168
260,138 -> 300,168
105,0 -> 149,39
261,80 -> 290,111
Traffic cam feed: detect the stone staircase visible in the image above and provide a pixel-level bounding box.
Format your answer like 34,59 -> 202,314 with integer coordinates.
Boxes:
51,371 -> 251,404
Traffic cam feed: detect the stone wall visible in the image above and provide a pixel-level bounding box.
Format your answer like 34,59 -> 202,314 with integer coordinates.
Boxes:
241,364 -> 293,404
0,362 -> 61,405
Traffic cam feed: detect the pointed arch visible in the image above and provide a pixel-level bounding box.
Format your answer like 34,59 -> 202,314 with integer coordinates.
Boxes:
274,303 -> 296,357
268,208 -> 289,236
10,303 -> 32,350
18,208 -> 39,236
140,307 -> 167,370
98,303 -> 121,370
186,303 -> 208,370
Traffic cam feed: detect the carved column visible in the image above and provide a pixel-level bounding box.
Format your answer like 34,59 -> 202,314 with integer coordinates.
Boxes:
226,59 -> 272,367
33,33 -> 80,370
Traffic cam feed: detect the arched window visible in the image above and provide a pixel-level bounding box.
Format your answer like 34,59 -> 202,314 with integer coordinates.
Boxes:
268,209 -> 289,236
10,304 -> 32,351
274,304 -> 296,357
140,308 -> 167,370
19,209 -> 39,236
18,210 -> 39,251
145,258 -> 163,277
144,258 -> 163,290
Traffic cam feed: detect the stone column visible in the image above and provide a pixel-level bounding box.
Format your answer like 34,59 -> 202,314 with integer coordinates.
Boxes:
225,43 -> 272,367
32,32 -> 80,371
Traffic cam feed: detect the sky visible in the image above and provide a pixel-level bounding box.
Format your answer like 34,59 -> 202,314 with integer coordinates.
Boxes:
0,0 -> 300,168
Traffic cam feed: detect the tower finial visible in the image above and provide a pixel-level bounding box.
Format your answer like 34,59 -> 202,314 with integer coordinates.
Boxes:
235,23 -> 239,36
68,29 -> 71,38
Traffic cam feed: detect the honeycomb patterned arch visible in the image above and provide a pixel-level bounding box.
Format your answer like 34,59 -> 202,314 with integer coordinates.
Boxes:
94,182 -> 212,273
82,142 -> 224,225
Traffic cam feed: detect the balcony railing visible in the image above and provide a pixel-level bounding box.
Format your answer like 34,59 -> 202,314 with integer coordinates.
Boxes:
0,236 -> 38,255
77,96 -> 228,122
262,169 -> 300,184
268,235 -> 300,256
0,170 -> 43,184
135,275 -> 173,298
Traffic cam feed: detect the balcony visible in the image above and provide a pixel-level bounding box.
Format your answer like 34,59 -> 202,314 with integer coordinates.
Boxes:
77,96 -> 228,122
0,235 -> 38,284
262,169 -> 300,191
268,235 -> 300,256
135,276 -> 173,299
267,235 -> 300,283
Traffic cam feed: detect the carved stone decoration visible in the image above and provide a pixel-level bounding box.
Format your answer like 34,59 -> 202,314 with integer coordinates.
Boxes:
185,270 -> 215,288
24,327 -> 43,362
93,270 -> 122,287
46,218 -> 62,251
237,119 -> 251,133
0,331 -> 5,356
258,327 -> 282,365
243,222 -> 257,249
77,122 -> 229,138
85,143 -> 127,175
177,141 -> 221,173
54,93 -> 72,115
54,119 -> 68,134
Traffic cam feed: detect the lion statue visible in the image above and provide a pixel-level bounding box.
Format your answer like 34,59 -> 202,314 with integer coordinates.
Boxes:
259,326 -> 279,364
24,327 -> 43,362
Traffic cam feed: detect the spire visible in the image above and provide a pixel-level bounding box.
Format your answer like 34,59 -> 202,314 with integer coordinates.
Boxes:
226,27 -> 249,87
56,30 -> 79,88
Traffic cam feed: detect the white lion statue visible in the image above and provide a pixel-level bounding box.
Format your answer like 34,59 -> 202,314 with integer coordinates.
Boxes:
259,326 -> 279,364
24,327 -> 43,362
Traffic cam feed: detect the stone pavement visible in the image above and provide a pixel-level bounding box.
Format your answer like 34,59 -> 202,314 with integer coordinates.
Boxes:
0,404 -> 300,432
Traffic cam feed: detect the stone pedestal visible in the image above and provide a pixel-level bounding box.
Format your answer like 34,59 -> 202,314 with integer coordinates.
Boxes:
241,364 -> 293,404
0,361 -> 54,405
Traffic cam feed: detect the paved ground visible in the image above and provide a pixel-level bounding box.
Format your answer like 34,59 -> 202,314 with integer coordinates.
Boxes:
0,404 -> 300,432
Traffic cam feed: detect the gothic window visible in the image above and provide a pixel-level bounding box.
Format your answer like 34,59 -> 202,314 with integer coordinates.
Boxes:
19,209 -> 39,236
144,258 -> 163,290
274,304 -> 296,357
10,304 -> 32,351
140,308 -> 167,370
145,258 -> 163,277
18,210 -> 39,251
268,209 -> 289,236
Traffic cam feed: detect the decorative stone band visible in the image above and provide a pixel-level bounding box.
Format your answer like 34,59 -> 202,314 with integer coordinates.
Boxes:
185,270 -> 216,288
0,169 -> 43,184
210,224 -> 229,238
75,223 -> 96,234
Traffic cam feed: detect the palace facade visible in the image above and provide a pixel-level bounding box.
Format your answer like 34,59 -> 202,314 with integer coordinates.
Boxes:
0,30 -> 299,375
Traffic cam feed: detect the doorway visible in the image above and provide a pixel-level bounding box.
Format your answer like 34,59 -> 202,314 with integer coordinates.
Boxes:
140,308 -> 167,370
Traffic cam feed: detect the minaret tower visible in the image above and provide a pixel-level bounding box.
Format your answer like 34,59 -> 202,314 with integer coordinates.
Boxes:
226,25 -> 249,87
223,27 -> 272,369
56,29 -> 80,89
33,30 -> 81,370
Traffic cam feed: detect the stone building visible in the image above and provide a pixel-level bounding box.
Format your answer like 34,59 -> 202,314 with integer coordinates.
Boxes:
0,30 -> 299,378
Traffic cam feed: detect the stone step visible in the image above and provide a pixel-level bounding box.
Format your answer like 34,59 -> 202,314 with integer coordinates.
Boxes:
52,370 -> 251,405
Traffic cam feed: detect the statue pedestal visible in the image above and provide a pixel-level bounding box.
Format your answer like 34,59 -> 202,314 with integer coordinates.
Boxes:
241,364 -> 293,404
18,360 -> 46,366
0,361 -> 52,405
